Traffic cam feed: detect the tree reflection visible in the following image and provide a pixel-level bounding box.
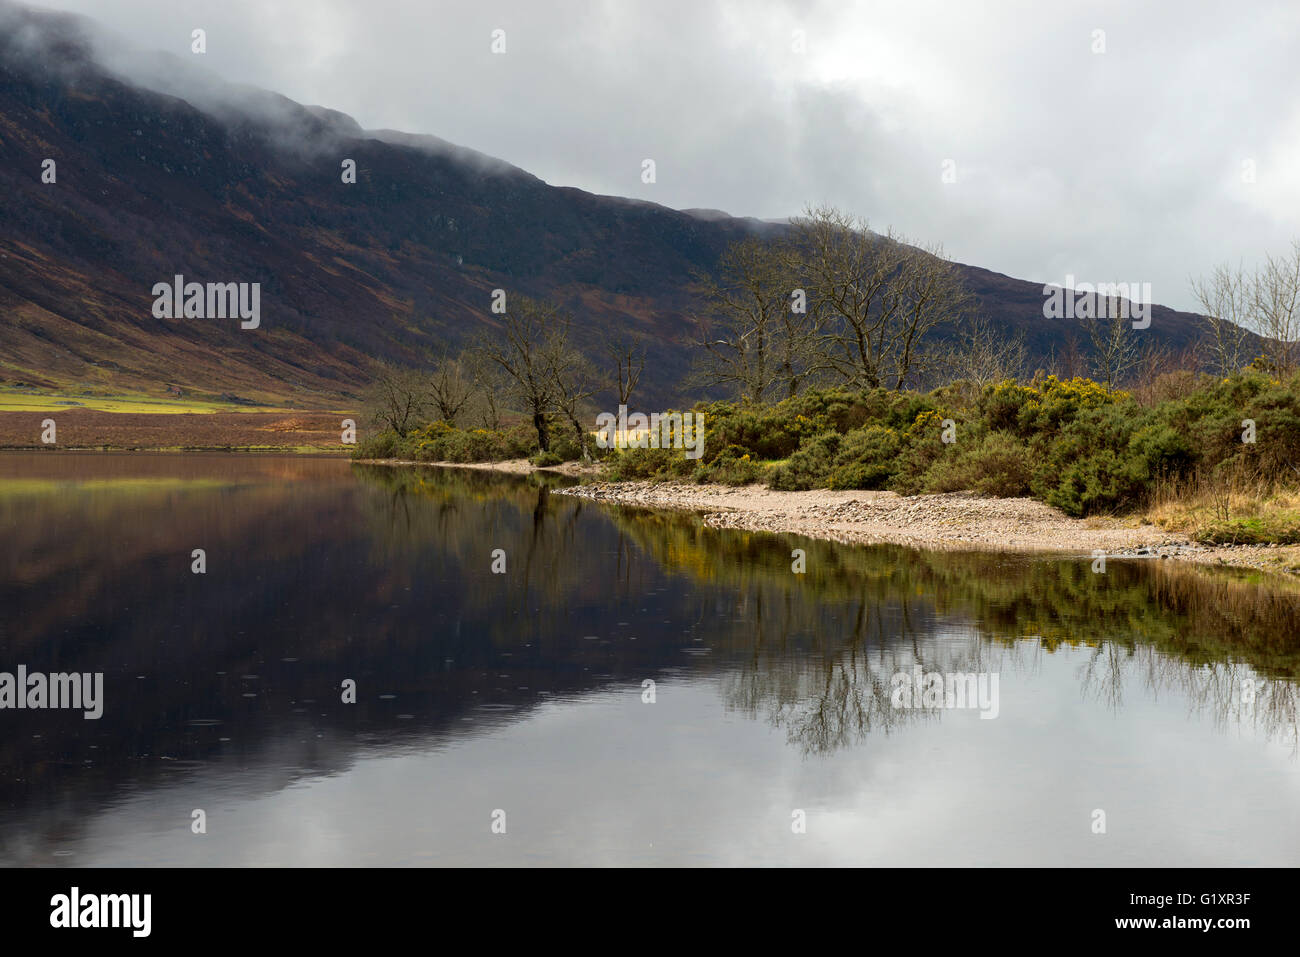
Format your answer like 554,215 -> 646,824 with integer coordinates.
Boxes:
596,500 -> 1300,755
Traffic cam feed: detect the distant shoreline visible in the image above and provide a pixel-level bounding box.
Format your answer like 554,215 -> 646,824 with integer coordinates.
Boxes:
0,409 -> 352,452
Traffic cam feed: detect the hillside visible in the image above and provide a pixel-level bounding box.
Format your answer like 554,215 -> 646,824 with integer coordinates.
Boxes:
0,0 -> 1216,411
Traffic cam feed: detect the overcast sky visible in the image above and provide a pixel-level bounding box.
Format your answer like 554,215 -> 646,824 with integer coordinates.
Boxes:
41,0 -> 1300,311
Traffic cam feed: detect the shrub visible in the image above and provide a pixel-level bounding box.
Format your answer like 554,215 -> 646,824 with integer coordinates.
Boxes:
696,446 -> 766,485
602,445 -> 696,481
888,410 -> 954,494
700,402 -> 814,461
978,380 -> 1039,433
352,431 -> 399,460
589,372 -> 1300,526
549,430 -> 583,462
922,432 -> 1033,497
381,421 -> 537,463
826,425 -> 901,490
769,432 -> 841,490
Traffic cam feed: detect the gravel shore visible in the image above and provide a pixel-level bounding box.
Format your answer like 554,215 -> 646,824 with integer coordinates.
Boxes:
555,480 -> 1300,575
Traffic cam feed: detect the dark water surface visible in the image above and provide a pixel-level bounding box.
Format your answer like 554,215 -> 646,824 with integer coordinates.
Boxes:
1,452 -> 1298,866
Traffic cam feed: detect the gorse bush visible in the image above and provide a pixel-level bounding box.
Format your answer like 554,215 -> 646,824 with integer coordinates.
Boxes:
529,450 -> 564,467
603,445 -> 697,481
827,425 -> 901,490
769,432 -> 840,490
922,432 -> 1033,497
352,421 -> 536,463
695,445 -> 767,485
595,371 -> 1300,517
353,431 -> 399,460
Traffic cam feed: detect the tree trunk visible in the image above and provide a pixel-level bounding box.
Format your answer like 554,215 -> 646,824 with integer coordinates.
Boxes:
533,411 -> 550,451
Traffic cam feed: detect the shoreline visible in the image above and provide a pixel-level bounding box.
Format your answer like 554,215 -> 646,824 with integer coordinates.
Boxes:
369,459 -> 1298,576
0,409 -> 353,452
14,447 -> 1295,575
350,456 -> 603,478
556,481 -> 1300,575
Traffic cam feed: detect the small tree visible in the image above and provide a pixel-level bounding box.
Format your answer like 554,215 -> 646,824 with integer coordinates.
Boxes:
428,352 -> 474,426
888,238 -> 974,389
691,237 -> 792,405
365,361 -> 427,437
546,335 -> 597,461
1253,238 -> 1300,375
1191,262 -> 1254,376
942,314 -> 1028,387
463,348 -> 507,431
788,206 -> 970,390
1089,297 -> 1141,392
608,334 -> 646,407
1052,331 -> 1088,380
475,295 -> 564,451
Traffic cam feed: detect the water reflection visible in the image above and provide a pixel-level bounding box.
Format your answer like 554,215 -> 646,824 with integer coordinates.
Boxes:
1,453 -> 1297,865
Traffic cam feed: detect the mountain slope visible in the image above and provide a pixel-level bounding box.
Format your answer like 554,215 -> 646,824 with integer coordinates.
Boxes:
0,1 -> 1214,409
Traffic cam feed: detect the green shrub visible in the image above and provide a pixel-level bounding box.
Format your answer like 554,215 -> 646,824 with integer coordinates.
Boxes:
549,430 -> 583,462
888,410 -> 953,494
384,421 -> 536,463
922,432 -> 1033,497
603,445 -> 697,481
696,446 -> 766,485
769,432 -> 841,490
352,431 -> 399,459
530,450 -> 564,467
826,425 -> 901,490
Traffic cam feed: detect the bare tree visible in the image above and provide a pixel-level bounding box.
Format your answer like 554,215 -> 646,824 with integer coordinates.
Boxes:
943,314 -> 1029,387
1191,262 -> 1254,376
788,206 -> 969,390
691,237 -> 796,405
789,206 -> 901,390
890,238 -> 975,388
463,348 -> 507,431
545,332 -> 598,460
427,352 -> 474,426
365,361 -> 427,437
1253,238 -> 1300,375
1051,331 -> 1088,380
608,334 -> 646,407
475,295 -> 564,451
1089,298 -> 1141,391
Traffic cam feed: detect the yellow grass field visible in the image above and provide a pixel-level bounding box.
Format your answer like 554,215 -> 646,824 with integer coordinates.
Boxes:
0,389 -> 295,414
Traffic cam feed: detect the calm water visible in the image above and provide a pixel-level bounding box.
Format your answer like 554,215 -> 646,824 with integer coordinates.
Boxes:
1,452 -> 1298,866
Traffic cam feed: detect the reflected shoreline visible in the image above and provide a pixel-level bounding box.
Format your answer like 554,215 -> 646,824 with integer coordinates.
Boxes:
2,454 -> 1298,864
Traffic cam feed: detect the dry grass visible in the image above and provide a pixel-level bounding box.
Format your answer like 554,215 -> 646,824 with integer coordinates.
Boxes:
1147,469 -> 1300,544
